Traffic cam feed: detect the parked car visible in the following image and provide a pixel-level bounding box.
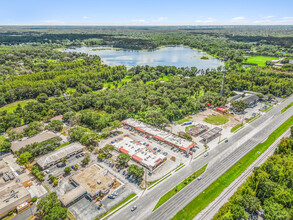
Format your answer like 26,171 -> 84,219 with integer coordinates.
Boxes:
153,147 -> 157,151
131,206 -> 137,211
146,144 -> 149,147
157,149 -> 161,152
204,152 -> 209,157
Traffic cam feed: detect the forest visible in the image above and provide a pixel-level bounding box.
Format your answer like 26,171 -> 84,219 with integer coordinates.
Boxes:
214,128 -> 293,220
0,26 -> 293,140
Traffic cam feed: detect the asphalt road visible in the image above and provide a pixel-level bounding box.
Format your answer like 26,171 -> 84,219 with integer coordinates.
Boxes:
109,95 -> 293,220
196,128 -> 292,220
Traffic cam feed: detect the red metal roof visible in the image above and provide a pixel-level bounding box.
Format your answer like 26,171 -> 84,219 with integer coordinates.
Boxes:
146,146 -> 154,151
153,135 -> 165,142
121,121 -> 126,124
119,148 -> 129,154
134,140 -> 142,145
180,146 -> 187,151
215,107 -> 227,112
155,158 -> 163,164
187,142 -> 196,149
132,155 -> 142,162
136,128 -> 146,133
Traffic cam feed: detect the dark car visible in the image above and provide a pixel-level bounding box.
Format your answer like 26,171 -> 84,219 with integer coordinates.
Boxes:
131,206 -> 137,211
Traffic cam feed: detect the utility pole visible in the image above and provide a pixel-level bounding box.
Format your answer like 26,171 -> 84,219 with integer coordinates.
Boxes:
220,70 -> 226,97
63,93 -> 73,127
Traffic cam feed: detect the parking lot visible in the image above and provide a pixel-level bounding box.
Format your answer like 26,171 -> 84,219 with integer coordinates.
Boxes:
101,127 -> 206,182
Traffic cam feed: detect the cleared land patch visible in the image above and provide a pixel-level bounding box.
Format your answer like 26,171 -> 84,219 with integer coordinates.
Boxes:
245,56 -> 277,67
0,99 -> 34,113
204,115 -> 229,125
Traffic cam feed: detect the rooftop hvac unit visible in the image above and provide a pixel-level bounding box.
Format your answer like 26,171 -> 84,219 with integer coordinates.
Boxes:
8,172 -> 14,180
3,175 -> 10,182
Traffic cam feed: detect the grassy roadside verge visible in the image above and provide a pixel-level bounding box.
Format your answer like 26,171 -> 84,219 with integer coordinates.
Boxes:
281,102 -> 293,114
174,164 -> 185,172
171,115 -> 293,220
96,193 -> 136,220
67,209 -> 77,220
230,124 -> 243,133
153,164 -> 208,211
246,114 -> 260,123
262,105 -> 273,112
148,174 -> 171,190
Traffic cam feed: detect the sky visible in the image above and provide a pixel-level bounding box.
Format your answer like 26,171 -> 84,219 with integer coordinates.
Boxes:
1,0 -> 293,25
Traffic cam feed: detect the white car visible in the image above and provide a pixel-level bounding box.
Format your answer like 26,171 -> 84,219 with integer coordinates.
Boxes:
204,152 -> 209,157
131,206 -> 137,211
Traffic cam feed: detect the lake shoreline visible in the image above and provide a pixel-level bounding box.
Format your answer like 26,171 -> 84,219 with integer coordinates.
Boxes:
64,46 -> 223,69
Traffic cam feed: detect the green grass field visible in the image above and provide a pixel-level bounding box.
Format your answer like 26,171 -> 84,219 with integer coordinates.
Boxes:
0,99 -> 34,113
262,105 -> 273,112
104,77 -> 132,89
204,115 -> 229,125
281,102 -> 293,114
246,56 -> 277,67
185,125 -> 195,131
154,164 -> 207,211
159,76 -> 169,81
230,124 -> 243,133
176,116 -> 192,125
172,115 -> 293,220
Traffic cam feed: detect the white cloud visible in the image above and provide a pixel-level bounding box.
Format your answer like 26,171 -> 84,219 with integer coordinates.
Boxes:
131,19 -> 147,23
42,20 -> 66,25
195,17 -> 217,24
231,16 -> 246,21
83,16 -> 89,20
253,20 -> 272,24
131,17 -> 168,24
152,17 -> 168,22
262,16 -> 274,19
281,17 -> 293,22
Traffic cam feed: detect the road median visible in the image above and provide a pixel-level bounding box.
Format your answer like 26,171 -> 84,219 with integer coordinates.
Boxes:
171,115 -> 293,220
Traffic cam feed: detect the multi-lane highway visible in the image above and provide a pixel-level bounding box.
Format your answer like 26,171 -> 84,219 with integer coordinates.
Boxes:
195,128 -> 292,220
109,96 -> 293,220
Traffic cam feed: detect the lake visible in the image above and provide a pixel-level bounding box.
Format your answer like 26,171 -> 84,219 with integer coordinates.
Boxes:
65,46 -> 223,69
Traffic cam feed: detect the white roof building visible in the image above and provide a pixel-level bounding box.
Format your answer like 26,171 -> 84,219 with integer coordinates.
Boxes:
113,137 -> 166,170
36,142 -> 85,170
122,118 -> 196,152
